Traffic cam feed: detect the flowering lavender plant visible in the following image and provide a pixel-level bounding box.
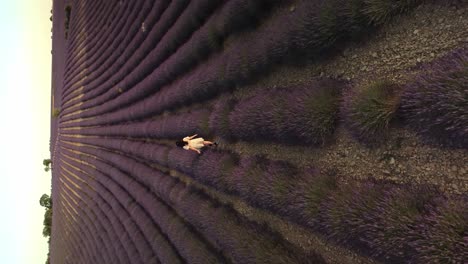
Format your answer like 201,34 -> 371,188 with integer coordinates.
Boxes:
401,48 -> 468,148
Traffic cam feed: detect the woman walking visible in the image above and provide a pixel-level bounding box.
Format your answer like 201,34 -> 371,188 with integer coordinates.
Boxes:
176,134 -> 217,154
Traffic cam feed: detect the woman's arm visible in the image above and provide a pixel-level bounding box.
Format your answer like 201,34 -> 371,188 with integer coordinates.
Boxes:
189,134 -> 198,139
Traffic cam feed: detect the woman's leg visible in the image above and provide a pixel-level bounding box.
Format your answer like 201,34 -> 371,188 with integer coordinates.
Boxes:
203,141 -> 214,146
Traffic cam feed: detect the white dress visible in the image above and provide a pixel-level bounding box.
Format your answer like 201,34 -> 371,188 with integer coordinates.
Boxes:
183,137 -> 205,150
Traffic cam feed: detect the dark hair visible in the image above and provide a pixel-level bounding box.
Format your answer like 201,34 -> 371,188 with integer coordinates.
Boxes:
175,140 -> 187,148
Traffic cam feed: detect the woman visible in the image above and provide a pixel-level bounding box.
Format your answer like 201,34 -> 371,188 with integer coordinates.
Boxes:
176,134 -> 217,154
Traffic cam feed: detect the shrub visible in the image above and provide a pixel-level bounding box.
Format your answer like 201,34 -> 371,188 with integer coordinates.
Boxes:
288,80 -> 344,145
362,0 -> 424,25
232,156 -> 300,211
319,181 -> 396,250
52,108 -> 61,118
290,170 -> 338,226
317,0 -> 356,46
209,97 -> 237,140
363,185 -> 440,261
342,80 -> 401,144
400,48 -> 468,148
192,150 -> 239,192
226,79 -> 343,145
414,196 -> 468,263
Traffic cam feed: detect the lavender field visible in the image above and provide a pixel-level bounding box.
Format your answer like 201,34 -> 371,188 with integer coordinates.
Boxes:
49,0 -> 467,263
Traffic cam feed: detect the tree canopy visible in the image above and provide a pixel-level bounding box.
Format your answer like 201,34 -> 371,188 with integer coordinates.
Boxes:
39,194 -> 52,209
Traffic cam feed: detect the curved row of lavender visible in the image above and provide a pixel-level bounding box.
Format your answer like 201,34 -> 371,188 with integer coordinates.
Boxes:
58,0 -> 426,128
61,0 -> 217,106
63,0 -> 127,79
62,0 -> 170,96
51,0 -> 466,263
63,46 -> 467,148
59,0 -> 284,121
59,141 -> 324,264
401,47 -> 468,148
63,0 -> 117,83
64,0 -> 171,103
60,148 -> 224,264
61,134 -> 467,263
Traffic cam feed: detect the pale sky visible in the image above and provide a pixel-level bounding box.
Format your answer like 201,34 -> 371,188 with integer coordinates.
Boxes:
0,1 -> 53,263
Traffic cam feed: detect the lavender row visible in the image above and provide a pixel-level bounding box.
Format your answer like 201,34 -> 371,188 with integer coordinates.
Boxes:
58,192 -> 110,264
60,0 -> 284,120
64,0 -> 149,90
56,179 -> 112,264
60,156 -> 166,263
61,146 -> 226,264
62,0 -> 189,102
166,148 -> 467,263
341,79 -> 401,145
64,0 -> 124,68
60,146 -> 216,264
63,79 -> 343,146
60,0 -> 180,106
59,0 -> 423,127
65,0 -> 103,46
59,161 -> 148,264
59,144 -> 225,263
52,195 -> 90,263
401,47 -> 468,148
65,0 -> 105,53
64,0 -> 89,42
63,1 -> 129,87
66,0 -> 113,51
54,204 -> 92,263
66,135 -> 467,263
63,0 -> 169,105
57,151 -> 135,264
59,1 -> 336,125
64,0 -> 116,79
61,109 -> 210,138
62,141 -> 324,264
58,168 -> 121,263
63,1 -> 138,89
59,165 -> 155,263
62,0 -> 221,112
61,0 -> 223,113
217,79 -> 344,144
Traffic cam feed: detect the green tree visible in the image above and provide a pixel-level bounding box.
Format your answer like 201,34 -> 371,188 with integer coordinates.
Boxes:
42,224 -> 51,237
43,159 -> 52,172
39,194 -> 52,209
43,159 -> 52,166
42,209 -> 52,237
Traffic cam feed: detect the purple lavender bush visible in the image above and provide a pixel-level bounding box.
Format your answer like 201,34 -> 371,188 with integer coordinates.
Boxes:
362,0 -> 424,25
288,79 -> 345,145
342,80 -> 401,145
401,48 -> 468,148
232,156 -> 299,211
192,150 -> 239,193
288,169 -> 338,227
228,91 -> 286,141
227,79 -> 343,145
413,195 -> 467,263
362,185 -> 440,261
209,97 -> 237,140
319,180 -> 396,250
